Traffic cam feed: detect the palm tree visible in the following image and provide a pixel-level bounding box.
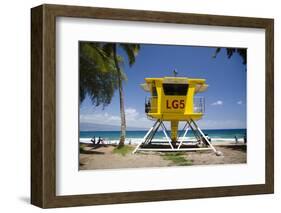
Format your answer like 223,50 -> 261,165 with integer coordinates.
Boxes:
213,47 -> 247,65
79,42 -> 140,148
103,43 -> 140,148
79,42 -> 120,107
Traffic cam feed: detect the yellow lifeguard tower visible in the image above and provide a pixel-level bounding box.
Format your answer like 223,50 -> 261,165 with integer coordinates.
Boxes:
133,72 -> 221,155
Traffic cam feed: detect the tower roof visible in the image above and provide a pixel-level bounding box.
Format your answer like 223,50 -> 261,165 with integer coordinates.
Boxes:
141,76 -> 208,93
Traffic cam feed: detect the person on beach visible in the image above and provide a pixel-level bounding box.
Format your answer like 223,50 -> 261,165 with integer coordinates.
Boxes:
91,136 -> 96,145
205,134 -> 211,142
201,134 -> 211,145
97,136 -> 105,145
243,134 -> 247,144
234,136 -> 238,143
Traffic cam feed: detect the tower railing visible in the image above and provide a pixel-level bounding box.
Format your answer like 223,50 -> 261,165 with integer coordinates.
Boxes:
193,96 -> 205,113
145,96 -> 205,114
145,96 -> 158,113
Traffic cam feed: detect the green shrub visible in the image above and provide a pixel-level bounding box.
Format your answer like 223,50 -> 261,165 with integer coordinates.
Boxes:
163,152 -> 193,166
112,145 -> 134,156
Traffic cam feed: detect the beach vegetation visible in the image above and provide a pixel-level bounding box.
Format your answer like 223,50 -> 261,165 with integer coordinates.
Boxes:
212,47 -> 247,65
79,143 -> 87,153
102,43 -> 140,148
112,145 -> 134,156
79,145 -> 84,153
163,152 -> 193,166
79,42 -> 140,148
79,42 -> 120,107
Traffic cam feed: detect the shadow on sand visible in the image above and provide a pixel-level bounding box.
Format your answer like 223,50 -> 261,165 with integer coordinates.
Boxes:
219,144 -> 247,152
80,149 -> 105,155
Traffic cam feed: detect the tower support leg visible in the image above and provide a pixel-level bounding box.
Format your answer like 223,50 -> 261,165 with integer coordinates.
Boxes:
160,122 -> 174,149
132,119 -> 160,154
190,119 -> 223,156
133,119 -> 222,156
177,121 -> 189,149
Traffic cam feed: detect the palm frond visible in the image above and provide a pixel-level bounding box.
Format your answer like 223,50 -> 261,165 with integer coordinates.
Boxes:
80,42 -> 113,73
120,44 -> 140,66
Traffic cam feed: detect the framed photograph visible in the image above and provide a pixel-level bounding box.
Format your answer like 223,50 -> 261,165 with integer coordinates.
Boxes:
31,4 -> 274,208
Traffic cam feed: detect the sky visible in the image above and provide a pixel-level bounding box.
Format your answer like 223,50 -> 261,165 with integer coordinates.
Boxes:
80,43 -> 246,131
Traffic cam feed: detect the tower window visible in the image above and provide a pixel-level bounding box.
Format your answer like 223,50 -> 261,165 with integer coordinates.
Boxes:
163,84 -> 188,96
152,86 -> 158,97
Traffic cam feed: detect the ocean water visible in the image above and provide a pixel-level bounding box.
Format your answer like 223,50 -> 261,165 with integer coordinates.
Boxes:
80,129 -> 246,144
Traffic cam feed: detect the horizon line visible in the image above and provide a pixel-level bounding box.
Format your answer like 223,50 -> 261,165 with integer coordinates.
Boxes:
80,128 -> 247,132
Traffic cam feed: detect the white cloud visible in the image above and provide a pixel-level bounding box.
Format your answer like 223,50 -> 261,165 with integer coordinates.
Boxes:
80,112 -> 120,124
80,107 -> 246,130
125,108 -> 139,120
197,119 -> 246,129
211,100 -> 223,106
237,100 -> 243,105
80,107 -> 153,129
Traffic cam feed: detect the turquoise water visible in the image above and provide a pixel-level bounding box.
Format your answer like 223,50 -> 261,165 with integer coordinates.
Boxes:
80,129 -> 246,141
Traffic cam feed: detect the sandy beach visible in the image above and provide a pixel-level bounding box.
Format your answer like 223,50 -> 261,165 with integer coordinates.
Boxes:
79,141 -> 246,170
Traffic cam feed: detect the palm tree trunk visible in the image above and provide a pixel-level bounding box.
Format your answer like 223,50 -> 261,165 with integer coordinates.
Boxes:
113,46 -> 126,148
